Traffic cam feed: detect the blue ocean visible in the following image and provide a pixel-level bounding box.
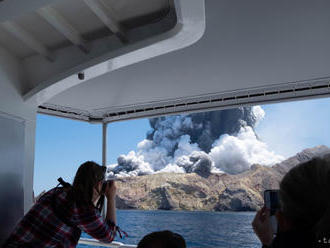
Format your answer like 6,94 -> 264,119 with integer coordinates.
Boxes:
78,210 -> 260,248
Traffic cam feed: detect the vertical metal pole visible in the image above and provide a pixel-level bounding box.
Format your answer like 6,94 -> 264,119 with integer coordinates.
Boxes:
102,122 -> 107,218
102,122 -> 107,167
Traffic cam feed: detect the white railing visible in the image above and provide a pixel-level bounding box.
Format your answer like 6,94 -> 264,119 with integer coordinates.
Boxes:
79,238 -> 137,248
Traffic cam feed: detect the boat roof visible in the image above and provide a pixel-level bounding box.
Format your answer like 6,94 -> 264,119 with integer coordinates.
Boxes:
1,0 -> 330,123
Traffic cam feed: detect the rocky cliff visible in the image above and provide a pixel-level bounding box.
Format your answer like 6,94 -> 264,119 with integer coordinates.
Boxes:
115,146 -> 330,211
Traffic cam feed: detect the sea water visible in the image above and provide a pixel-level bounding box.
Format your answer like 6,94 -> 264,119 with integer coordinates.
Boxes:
78,210 -> 260,248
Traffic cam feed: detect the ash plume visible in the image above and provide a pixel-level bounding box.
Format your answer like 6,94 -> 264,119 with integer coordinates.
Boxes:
147,107 -> 262,154
107,106 -> 283,178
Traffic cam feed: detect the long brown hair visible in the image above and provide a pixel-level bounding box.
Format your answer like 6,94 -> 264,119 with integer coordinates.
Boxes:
72,161 -> 106,205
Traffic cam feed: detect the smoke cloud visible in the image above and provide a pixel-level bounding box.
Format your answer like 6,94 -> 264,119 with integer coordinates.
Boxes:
209,126 -> 284,174
107,106 -> 284,178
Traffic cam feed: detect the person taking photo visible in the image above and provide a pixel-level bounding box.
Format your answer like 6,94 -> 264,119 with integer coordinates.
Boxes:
4,161 -> 123,247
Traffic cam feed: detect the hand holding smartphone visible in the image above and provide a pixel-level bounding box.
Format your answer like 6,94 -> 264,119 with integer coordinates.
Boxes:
264,190 -> 280,236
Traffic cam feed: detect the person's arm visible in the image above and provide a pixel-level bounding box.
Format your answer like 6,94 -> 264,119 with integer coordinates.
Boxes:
74,206 -> 116,243
74,183 -> 117,245
75,181 -> 120,243
104,181 -> 128,239
105,181 -> 116,225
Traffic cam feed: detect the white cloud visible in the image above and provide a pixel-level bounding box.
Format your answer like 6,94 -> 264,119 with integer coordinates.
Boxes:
209,126 -> 284,174
158,163 -> 185,174
174,135 -> 200,159
252,105 -> 265,126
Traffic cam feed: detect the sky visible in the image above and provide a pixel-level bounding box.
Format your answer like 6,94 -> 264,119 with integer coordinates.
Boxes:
256,98 -> 330,157
33,97 -> 330,195
34,116 -> 150,195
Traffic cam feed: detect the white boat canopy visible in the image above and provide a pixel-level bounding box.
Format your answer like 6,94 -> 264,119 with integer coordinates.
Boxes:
1,0 -> 330,123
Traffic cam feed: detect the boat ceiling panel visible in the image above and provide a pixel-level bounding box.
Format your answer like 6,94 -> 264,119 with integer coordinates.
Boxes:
0,0 -> 172,60
103,0 -> 170,22
0,26 -> 35,58
0,0 -> 63,22
51,0 -> 111,35
45,0 -> 330,122
15,14 -> 69,49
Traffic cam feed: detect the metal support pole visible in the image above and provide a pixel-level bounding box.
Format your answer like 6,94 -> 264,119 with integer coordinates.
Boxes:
102,122 -> 107,218
102,122 -> 107,167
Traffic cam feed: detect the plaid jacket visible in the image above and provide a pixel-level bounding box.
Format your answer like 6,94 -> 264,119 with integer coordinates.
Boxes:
4,187 -> 116,248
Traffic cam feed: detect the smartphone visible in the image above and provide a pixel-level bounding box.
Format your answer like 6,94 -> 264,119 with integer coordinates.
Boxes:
264,190 -> 280,235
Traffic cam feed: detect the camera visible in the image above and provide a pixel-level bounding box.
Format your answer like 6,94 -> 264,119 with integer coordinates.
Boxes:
101,180 -> 114,194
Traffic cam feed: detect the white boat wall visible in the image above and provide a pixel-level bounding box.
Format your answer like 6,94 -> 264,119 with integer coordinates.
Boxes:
1,0 -> 330,245
0,0 -> 204,244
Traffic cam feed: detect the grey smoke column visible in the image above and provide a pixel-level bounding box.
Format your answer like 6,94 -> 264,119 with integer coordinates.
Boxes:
147,107 -> 259,154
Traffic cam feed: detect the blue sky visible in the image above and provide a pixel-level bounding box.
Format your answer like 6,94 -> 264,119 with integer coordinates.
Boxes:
34,116 -> 150,194
256,98 -> 330,157
33,97 -> 330,195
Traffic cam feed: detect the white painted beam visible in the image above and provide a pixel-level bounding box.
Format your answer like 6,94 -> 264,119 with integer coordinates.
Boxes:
37,7 -> 90,53
83,0 -> 128,43
2,21 -> 54,61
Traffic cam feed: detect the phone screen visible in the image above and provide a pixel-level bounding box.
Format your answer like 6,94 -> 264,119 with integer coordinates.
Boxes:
264,190 -> 280,235
264,190 -> 280,215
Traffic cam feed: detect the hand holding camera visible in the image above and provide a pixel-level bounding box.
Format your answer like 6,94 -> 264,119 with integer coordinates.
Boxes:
103,180 -> 117,200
